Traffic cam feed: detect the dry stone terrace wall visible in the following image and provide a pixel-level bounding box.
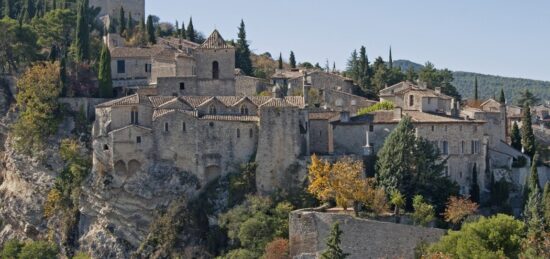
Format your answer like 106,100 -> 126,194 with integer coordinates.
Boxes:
289,211 -> 445,259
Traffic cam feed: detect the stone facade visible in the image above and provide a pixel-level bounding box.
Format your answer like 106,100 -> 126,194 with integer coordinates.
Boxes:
289,210 -> 445,259
89,0 -> 145,21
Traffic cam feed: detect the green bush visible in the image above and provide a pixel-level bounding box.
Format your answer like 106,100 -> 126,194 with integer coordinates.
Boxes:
412,195 -> 435,227
0,240 -> 59,259
357,101 -> 394,115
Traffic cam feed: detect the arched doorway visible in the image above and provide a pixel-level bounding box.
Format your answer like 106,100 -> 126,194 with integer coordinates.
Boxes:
205,165 -> 221,182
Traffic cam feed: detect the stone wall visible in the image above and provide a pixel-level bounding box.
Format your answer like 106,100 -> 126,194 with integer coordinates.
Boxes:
195,48 -> 235,80
289,211 -> 445,259
59,97 -> 111,119
235,75 -> 268,96
90,0 -> 145,21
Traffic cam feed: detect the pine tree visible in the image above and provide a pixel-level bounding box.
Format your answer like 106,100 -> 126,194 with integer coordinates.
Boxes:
186,17 -> 196,42
474,76 -> 478,101
146,15 -> 156,44
388,46 -> 393,69
499,88 -> 505,103
119,6 -> 126,34
289,51 -> 296,69
278,53 -> 283,69
321,222 -> 349,259
98,44 -> 113,98
74,0 -> 90,62
235,19 -> 253,75
521,105 -> 536,157
510,122 -> 522,151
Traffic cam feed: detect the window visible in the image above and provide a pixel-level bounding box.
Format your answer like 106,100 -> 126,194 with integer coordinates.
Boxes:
473,125 -> 478,132
182,122 -> 186,132
212,61 -> 219,79
164,122 -> 169,132
117,60 -> 125,73
441,141 -> 449,155
427,97 -> 431,104
240,105 -> 249,115
471,140 -> 481,154
180,82 -> 185,90
369,125 -> 374,132
431,125 -> 435,132
237,128 -> 240,138
409,95 -> 414,106
145,64 -> 151,73
249,128 -> 253,138
131,108 -> 139,124
209,105 -> 217,115
461,141 -> 465,154
136,136 -> 142,144
103,144 -> 109,150
460,125 -> 463,131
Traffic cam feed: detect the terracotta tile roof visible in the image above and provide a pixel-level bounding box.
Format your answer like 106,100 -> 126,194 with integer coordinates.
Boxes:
180,96 -> 211,107
96,94 -> 152,108
259,98 -> 295,108
152,109 -> 196,120
149,96 -> 176,107
200,115 -> 260,122
199,30 -> 232,49
405,111 -> 484,123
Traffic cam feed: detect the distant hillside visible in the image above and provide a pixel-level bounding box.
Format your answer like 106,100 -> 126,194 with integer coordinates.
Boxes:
393,60 -> 550,104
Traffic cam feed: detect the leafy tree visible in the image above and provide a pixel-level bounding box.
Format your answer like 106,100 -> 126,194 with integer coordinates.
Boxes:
499,88 -> 506,103
418,62 -> 461,101
277,53 -> 283,69
235,20 -> 253,75
0,239 -> 23,258
321,222 -> 349,259
289,51 -> 296,69
405,66 -> 417,82
443,196 -> 478,227
32,9 -> 75,51
376,116 -> 458,212
511,122 -> 522,151
146,15 -> 156,44
428,214 -> 525,258
390,190 -> 405,217
12,62 -> 62,156
412,195 -> 435,226
0,239 -> 59,259
521,105 -> 536,157
74,0 -> 90,62
225,249 -> 256,259
186,17 -> 196,42
517,89 -> 540,107
98,43 -> 112,98
262,238 -> 289,259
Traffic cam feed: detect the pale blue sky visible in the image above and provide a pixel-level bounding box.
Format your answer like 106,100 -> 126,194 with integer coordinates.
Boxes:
147,0 -> 550,81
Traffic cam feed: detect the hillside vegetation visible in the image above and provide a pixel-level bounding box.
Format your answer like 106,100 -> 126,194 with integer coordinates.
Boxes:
393,60 -> 550,104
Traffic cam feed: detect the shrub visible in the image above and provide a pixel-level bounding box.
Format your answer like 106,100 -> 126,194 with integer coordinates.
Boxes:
356,101 -> 394,115
412,195 -> 435,227
262,238 -> 289,259
443,196 -> 478,227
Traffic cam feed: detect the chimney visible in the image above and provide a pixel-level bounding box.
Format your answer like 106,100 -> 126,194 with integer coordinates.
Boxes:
340,111 -> 350,123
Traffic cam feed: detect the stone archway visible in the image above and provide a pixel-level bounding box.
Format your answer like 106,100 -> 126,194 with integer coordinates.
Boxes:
114,160 -> 127,175
128,159 -> 141,176
204,165 -> 221,183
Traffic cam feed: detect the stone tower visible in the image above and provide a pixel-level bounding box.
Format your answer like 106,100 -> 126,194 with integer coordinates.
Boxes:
89,0 -> 146,21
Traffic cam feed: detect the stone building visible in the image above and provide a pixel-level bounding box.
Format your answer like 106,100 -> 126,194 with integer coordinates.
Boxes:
90,0 -> 145,21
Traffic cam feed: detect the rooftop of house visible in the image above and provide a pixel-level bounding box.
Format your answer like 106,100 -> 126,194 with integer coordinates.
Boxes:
330,109 -> 485,125
198,30 -> 233,49
379,81 -> 453,100
97,94 -> 305,109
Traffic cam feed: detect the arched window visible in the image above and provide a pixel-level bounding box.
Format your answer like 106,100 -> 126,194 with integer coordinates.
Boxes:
209,105 -> 217,115
212,61 -> 219,79
240,105 -> 249,115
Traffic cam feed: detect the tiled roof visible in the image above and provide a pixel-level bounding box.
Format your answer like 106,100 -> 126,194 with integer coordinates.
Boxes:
405,111 -> 484,124
110,46 -> 164,58
149,96 -> 176,107
309,112 -> 339,120
199,30 -> 232,49
259,98 -> 295,108
96,94 -> 152,108
200,115 -> 259,122
180,96 -> 211,108
157,37 -> 200,49
152,109 -> 196,120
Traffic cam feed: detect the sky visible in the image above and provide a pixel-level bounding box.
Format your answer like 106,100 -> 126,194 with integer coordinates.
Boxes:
147,0 -> 550,81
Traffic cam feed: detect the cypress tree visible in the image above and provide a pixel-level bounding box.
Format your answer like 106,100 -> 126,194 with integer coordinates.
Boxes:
186,17 -> 196,42
525,153 -> 540,201
174,20 -> 179,37
543,182 -> 550,229
510,122 -> 522,151
75,0 -> 90,62
499,88 -> 505,103
320,222 -> 349,259
180,20 -> 186,39
289,51 -> 296,69
60,54 -> 67,96
470,165 -> 480,203
235,19 -> 253,75
146,15 -> 156,44
521,105 -> 536,157
98,44 -> 113,98
388,46 -> 393,69
127,12 -> 134,34
523,179 -> 544,257
119,6 -> 126,34
358,46 -> 369,89
278,53 -> 283,70
474,76 -> 478,101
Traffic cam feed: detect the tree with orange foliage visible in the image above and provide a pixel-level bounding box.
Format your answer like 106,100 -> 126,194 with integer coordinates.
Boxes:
443,196 -> 478,227
262,238 -> 290,259
307,155 -> 387,213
